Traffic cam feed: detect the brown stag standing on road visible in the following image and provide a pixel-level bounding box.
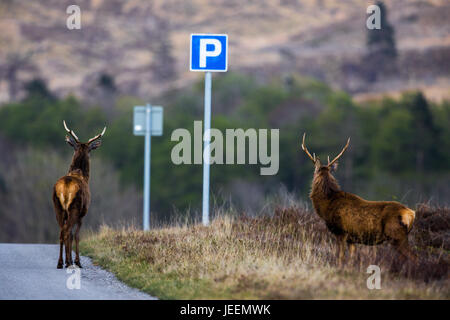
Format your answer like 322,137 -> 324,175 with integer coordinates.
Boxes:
52,121 -> 106,268
301,133 -> 416,265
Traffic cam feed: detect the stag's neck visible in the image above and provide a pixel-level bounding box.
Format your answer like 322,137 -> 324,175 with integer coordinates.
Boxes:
68,153 -> 90,181
309,173 -> 341,220
311,172 -> 341,197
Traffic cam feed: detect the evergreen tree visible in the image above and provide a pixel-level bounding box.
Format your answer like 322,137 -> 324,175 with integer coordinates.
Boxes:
151,19 -> 177,82
404,92 -> 440,172
364,1 -> 397,81
23,78 -> 55,101
152,36 -> 177,81
98,73 -> 117,93
367,1 -> 397,58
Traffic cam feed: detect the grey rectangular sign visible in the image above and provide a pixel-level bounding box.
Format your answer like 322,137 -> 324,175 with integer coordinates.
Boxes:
133,106 -> 163,136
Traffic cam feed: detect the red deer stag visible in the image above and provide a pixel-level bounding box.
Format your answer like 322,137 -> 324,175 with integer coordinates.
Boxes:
301,133 -> 416,265
52,121 -> 106,268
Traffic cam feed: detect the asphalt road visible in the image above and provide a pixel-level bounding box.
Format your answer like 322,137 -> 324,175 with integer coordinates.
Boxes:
0,243 -> 155,300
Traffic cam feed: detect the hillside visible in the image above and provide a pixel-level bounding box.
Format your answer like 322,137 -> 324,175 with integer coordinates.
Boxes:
0,0 -> 449,103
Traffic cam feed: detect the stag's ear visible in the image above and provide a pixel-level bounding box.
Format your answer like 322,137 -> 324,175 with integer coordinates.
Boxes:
65,135 -> 78,149
330,161 -> 338,172
88,139 -> 102,151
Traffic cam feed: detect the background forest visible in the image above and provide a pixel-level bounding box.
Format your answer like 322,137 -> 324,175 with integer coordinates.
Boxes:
0,73 -> 448,242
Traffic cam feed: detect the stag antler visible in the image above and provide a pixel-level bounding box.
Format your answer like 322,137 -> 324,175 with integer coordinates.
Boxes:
327,137 -> 350,167
301,133 -> 317,164
63,120 -> 80,143
88,126 -> 107,143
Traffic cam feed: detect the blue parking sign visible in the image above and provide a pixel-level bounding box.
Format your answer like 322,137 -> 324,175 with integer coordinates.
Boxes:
190,34 -> 228,72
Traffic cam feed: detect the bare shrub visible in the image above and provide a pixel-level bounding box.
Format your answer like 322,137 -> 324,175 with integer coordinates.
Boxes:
411,204 -> 450,250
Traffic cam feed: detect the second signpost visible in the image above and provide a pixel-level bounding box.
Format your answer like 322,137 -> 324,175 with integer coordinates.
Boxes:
133,104 -> 163,230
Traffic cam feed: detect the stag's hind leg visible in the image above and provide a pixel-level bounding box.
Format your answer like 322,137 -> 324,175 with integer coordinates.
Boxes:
63,218 -> 75,267
53,191 -> 66,269
63,226 -> 73,267
385,217 -> 417,263
57,229 -> 64,269
74,221 -> 82,268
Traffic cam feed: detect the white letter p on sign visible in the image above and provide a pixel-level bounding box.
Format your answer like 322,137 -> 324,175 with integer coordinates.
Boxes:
199,39 -> 222,68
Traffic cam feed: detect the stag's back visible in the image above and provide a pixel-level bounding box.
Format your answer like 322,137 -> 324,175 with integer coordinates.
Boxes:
321,191 -> 415,243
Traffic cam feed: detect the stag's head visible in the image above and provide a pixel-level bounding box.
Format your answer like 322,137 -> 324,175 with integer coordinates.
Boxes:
63,120 -> 106,156
301,133 -> 350,178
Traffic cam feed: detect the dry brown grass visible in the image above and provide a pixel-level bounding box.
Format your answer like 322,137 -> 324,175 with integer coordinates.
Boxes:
81,205 -> 450,299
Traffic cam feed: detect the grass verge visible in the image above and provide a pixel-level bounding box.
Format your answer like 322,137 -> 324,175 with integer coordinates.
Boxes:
80,206 -> 449,299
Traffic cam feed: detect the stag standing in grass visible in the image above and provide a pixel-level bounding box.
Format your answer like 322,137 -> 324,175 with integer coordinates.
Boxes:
52,121 -> 105,268
301,133 -> 416,265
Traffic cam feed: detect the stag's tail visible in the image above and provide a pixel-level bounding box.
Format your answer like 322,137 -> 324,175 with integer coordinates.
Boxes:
400,208 -> 415,233
54,177 -> 80,212
58,191 -> 73,211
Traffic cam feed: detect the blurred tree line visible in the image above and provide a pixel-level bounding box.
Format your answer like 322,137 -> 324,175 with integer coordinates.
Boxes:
0,74 -> 449,242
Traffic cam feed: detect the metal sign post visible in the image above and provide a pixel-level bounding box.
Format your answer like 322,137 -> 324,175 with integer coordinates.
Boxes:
133,105 -> 163,231
190,34 -> 228,226
202,72 -> 212,226
143,104 -> 152,231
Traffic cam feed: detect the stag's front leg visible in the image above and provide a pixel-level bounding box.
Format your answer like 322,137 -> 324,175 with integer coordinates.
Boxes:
335,235 -> 348,267
74,221 -> 82,268
348,243 -> 356,260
